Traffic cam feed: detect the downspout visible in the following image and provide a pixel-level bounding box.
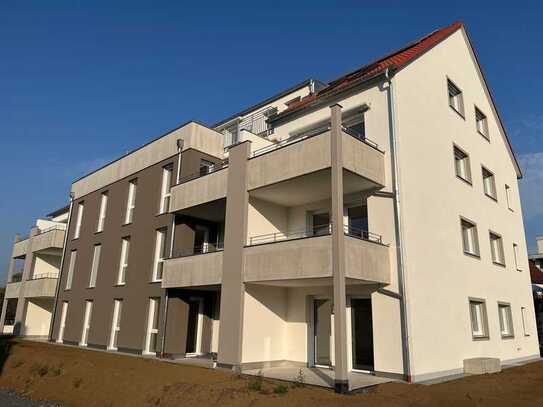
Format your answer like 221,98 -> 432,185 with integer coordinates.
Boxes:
48,192 -> 74,342
384,67 -> 412,382
175,139 -> 184,184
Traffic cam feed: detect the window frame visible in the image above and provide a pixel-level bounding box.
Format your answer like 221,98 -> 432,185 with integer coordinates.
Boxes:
481,166 -> 497,201
513,243 -> 522,271
80,300 -> 93,347
143,297 -> 161,355
497,302 -> 514,339
159,164 -> 174,214
469,298 -> 489,340
447,78 -> 465,118
65,250 -> 77,290
117,237 -> 130,285
152,228 -> 167,282
505,184 -> 514,211
108,299 -> 123,351
96,191 -> 108,233
74,202 -> 84,239
460,217 -> 480,257
56,301 -> 69,343
124,179 -> 137,225
489,231 -> 506,266
453,145 -> 472,185
521,307 -> 529,336
89,244 -> 101,288
475,106 -> 489,140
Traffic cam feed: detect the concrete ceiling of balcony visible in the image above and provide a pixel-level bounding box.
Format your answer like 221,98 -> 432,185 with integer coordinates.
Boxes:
248,168 -> 379,207
173,198 -> 226,223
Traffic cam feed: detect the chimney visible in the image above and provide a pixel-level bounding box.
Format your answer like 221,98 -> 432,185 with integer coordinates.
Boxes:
537,236 -> 543,254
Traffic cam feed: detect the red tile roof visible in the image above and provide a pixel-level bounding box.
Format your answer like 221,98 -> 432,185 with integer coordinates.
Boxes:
277,21 -> 463,117
530,260 -> 543,284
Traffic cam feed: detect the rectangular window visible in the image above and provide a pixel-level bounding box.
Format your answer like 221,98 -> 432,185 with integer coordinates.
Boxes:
482,167 -> 497,200
498,303 -> 514,338
80,300 -> 93,346
89,244 -> 101,288
74,202 -> 84,239
159,165 -> 173,214
108,299 -> 123,350
454,146 -> 472,183
125,179 -> 137,224
448,79 -> 464,116
97,192 -> 108,232
152,229 -> 167,281
117,237 -> 130,285
56,301 -> 69,343
65,250 -> 77,290
469,299 -> 488,339
489,232 -> 505,265
199,159 -> 215,176
475,107 -> 489,139
505,184 -> 513,210
513,243 -> 521,271
461,218 -> 480,256
144,298 -> 160,355
521,307 -> 529,336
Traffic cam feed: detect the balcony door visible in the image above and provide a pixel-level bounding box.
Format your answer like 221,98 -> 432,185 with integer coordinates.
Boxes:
311,212 -> 330,236
194,225 -> 210,254
313,298 -> 333,367
351,298 -> 374,371
185,297 -> 204,355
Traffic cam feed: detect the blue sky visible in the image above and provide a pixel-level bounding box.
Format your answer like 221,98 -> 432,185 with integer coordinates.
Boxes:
1,1 -> 542,281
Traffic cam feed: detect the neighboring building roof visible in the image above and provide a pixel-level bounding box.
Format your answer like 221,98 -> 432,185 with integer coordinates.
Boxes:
46,204 -> 70,218
530,260 -> 543,284
271,21 -> 463,118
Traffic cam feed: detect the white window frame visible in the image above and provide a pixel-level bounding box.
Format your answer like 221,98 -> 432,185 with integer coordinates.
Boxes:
448,78 -> 464,117
143,298 -> 160,355
159,165 -> 173,214
56,301 -> 69,343
482,166 -> 497,201
513,243 -> 522,271
117,237 -> 130,285
475,106 -> 489,140
74,202 -> 84,239
521,307 -> 529,336
489,231 -> 505,266
108,299 -> 123,350
80,300 -> 93,346
498,302 -> 514,338
89,244 -> 101,288
152,229 -> 167,282
65,250 -> 77,290
97,192 -> 108,232
469,299 -> 488,339
454,145 -> 472,184
461,218 -> 480,257
125,179 -> 137,224
505,184 -> 513,211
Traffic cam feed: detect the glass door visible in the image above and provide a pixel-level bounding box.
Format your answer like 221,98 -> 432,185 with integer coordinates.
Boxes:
351,298 -> 374,371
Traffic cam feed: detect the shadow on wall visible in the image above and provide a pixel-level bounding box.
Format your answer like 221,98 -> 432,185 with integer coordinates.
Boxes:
0,335 -> 14,375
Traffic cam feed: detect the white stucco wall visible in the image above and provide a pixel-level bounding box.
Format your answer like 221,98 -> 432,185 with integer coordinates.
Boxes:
23,298 -> 54,337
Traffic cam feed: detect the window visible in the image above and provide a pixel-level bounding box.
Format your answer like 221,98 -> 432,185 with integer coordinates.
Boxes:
159,165 -> 173,213
199,159 -> 215,177
521,307 -> 529,336
80,300 -> 93,346
513,243 -> 521,271
152,229 -> 167,281
343,113 -> 366,141
475,107 -> 489,139
489,232 -> 505,265
469,299 -> 488,339
97,192 -> 108,232
448,79 -> 464,116
498,303 -> 514,338
461,218 -> 480,256
125,179 -> 137,224
56,301 -> 69,343
89,244 -> 101,288
74,202 -> 84,239
505,184 -> 513,210
482,167 -> 497,200
117,237 -> 130,285
144,298 -> 160,355
65,250 -> 77,290
108,299 -> 123,350
454,146 -> 472,183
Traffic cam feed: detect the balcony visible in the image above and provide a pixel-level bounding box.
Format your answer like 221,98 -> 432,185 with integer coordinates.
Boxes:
244,225 -> 390,285
23,275 -> 58,298
5,282 -> 22,299
162,245 -> 224,288
31,226 -> 65,253
12,238 -> 29,258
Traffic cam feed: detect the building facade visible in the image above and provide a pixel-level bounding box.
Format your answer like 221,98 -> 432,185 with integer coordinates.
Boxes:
44,21 -> 538,391
1,207 -> 69,337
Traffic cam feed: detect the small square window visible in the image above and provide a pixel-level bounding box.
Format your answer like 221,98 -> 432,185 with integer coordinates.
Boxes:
475,107 -> 489,140
469,299 -> 488,339
498,303 -> 514,338
482,167 -> 497,200
454,146 -> 472,184
489,232 -> 505,265
461,218 -> 480,256
448,79 -> 464,116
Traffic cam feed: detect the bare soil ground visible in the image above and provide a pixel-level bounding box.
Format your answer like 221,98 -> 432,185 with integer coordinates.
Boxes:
0,337 -> 542,407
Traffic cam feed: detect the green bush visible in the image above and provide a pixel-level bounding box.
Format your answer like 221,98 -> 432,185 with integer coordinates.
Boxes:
273,384 -> 289,394
248,376 -> 262,391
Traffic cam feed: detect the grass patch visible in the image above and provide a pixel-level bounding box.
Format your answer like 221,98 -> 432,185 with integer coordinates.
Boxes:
248,371 -> 263,392
273,384 -> 289,394
30,363 -> 49,377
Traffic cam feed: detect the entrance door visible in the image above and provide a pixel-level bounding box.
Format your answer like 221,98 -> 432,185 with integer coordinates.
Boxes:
186,298 -> 203,354
351,298 -> 374,371
314,299 -> 332,366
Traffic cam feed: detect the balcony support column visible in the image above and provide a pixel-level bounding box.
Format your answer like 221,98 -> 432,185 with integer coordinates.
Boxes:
330,104 -> 349,393
217,141 -> 251,371
0,236 -> 17,332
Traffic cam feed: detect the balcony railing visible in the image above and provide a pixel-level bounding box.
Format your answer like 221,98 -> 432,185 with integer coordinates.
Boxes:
36,225 -> 66,235
343,225 -> 383,244
221,106 -> 278,147
175,159 -> 229,186
31,272 -> 58,280
170,242 -> 224,259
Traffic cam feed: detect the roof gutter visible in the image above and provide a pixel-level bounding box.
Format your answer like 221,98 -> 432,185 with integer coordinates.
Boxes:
384,67 -> 412,382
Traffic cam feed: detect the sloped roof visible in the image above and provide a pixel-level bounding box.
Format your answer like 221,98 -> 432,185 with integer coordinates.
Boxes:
530,260 -> 543,284
275,21 -> 463,117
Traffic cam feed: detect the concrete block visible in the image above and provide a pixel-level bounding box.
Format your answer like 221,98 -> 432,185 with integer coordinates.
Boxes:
463,357 -> 501,375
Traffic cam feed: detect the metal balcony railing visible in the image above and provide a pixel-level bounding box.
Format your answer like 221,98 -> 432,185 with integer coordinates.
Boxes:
175,159 -> 229,186
343,225 -> 383,244
37,225 -> 66,235
31,272 -> 58,280
170,242 -> 225,259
